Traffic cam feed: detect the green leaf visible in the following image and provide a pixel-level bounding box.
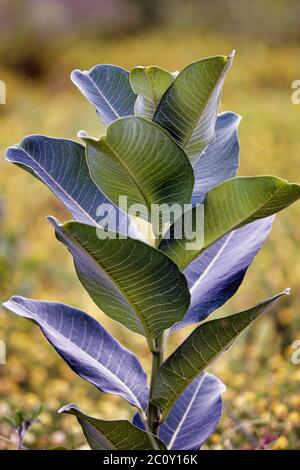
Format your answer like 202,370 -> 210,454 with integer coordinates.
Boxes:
151,290 -> 289,421
49,218 -> 190,351
60,404 -> 166,450
159,176 -> 300,270
130,66 -> 175,120
82,116 -> 194,223
153,54 -> 234,159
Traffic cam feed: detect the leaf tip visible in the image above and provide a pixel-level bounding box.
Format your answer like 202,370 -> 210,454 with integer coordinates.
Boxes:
2,300 -> 11,311
236,113 -> 243,123
46,216 -> 61,230
77,130 -> 88,139
58,403 -> 77,415
2,295 -> 22,311
70,69 -> 82,84
5,144 -> 19,162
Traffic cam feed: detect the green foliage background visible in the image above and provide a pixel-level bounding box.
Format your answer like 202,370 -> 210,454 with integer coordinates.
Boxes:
0,0 -> 300,450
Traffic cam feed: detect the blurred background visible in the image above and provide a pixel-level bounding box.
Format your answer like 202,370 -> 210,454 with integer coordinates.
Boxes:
0,0 -> 300,450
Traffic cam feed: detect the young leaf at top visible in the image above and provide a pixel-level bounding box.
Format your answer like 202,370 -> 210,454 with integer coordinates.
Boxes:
151,290 -> 289,421
174,217 -> 274,331
153,54 -> 234,159
71,65 -> 136,124
191,112 -> 240,205
60,404 -> 166,450
130,66 -> 175,120
159,176 -> 300,270
134,373 -> 225,450
3,297 -> 148,410
49,218 -> 190,350
5,136 -> 140,239
82,116 -> 194,224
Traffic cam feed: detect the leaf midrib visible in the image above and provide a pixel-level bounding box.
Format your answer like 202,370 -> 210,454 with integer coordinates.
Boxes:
80,418 -> 116,450
14,145 -> 96,226
155,292 -> 284,419
86,72 -> 121,119
166,374 -> 205,449
145,69 -> 158,108
8,300 -> 142,409
103,139 -> 153,213
154,311 -> 260,419
63,225 -> 154,346
180,179 -> 287,270
180,58 -> 229,149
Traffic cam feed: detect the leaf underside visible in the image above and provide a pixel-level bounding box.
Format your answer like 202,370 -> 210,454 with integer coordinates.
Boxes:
191,111 -> 240,205
5,135 -> 141,239
134,372 -> 225,450
71,64 -> 136,124
4,296 -> 148,410
175,216 -> 274,330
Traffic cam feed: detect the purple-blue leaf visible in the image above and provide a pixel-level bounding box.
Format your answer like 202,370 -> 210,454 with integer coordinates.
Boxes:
192,112 -> 241,205
174,217 -> 274,331
5,136 -> 140,238
133,373 -> 225,450
159,373 -> 225,450
71,65 -> 136,124
3,296 -> 148,410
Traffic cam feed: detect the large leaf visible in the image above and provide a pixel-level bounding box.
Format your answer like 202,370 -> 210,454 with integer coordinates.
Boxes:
134,373 -> 225,450
159,176 -> 300,270
174,217 -> 274,330
130,66 -> 174,120
82,116 -> 194,224
49,218 -> 190,349
3,297 -> 148,410
5,136 -> 139,238
192,112 -> 240,205
6,136 -> 109,226
151,290 -> 289,420
60,404 -> 166,450
153,54 -> 234,159
71,65 -> 136,124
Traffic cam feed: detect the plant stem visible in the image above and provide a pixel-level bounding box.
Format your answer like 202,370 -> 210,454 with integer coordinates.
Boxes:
139,412 -> 160,450
149,232 -> 165,435
147,333 -> 164,436
154,236 -> 161,249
